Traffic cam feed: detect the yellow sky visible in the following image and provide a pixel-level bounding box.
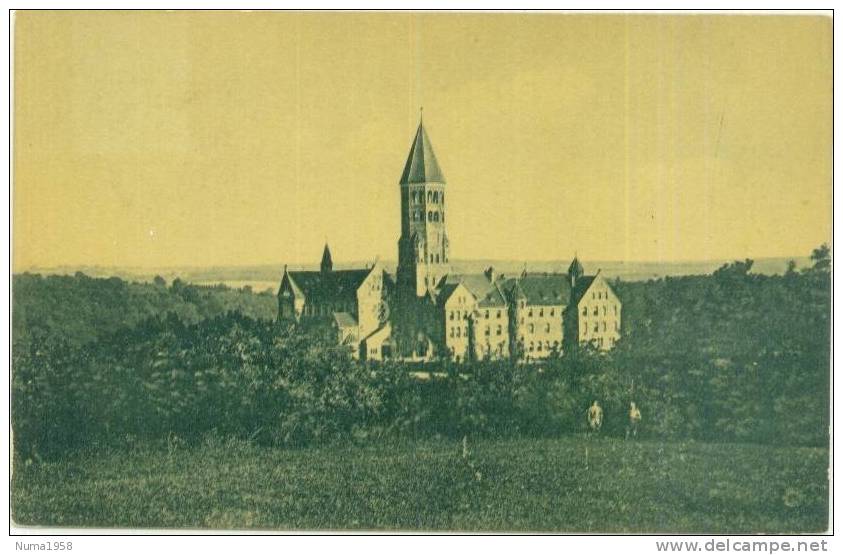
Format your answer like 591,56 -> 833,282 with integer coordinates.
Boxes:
13,12 -> 832,270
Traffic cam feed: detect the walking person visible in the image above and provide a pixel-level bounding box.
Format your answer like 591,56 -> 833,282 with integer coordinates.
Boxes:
587,400 -> 603,435
627,401 -> 641,439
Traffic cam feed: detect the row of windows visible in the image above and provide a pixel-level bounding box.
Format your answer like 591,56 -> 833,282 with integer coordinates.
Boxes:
448,309 -> 506,321
423,274 -> 443,287
592,290 -> 610,300
525,307 -> 557,318
528,340 -> 560,353
478,341 -> 507,354
412,210 -> 444,223
483,325 -> 504,336
412,190 -> 444,204
419,252 -> 444,264
449,326 -> 470,338
449,310 -> 470,321
582,304 -> 619,317
582,321 -> 620,334
525,322 -> 562,334
585,337 -> 616,347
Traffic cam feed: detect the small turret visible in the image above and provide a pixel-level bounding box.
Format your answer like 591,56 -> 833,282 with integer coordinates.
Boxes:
484,266 -> 496,283
320,244 -> 333,274
568,255 -> 584,287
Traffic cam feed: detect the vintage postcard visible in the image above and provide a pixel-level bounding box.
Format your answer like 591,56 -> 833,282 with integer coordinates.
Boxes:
10,11 -> 832,536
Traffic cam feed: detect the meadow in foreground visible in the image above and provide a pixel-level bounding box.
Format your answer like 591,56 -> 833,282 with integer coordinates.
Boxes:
12,436 -> 828,532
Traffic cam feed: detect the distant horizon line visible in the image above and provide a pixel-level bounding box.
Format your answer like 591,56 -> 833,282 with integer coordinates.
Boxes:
17,254 -> 814,273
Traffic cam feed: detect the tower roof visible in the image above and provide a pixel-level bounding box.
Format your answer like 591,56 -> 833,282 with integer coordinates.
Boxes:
400,119 -> 446,185
568,256 -> 584,278
320,243 -> 333,272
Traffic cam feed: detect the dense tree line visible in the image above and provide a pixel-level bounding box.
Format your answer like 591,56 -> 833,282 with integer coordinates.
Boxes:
11,248 -> 830,459
12,272 -> 277,347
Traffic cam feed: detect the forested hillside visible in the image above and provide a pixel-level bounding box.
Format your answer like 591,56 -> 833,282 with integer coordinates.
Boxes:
12,272 -> 277,347
11,247 -> 831,460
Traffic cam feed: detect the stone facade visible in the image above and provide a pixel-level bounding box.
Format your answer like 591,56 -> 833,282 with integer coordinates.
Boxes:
278,117 -> 622,362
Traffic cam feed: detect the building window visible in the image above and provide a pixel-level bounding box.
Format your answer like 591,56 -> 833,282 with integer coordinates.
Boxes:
537,342 -> 543,352
593,306 -> 598,316
582,306 -> 587,316
528,309 -> 533,317
484,326 -> 490,337
603,305 -> 607,316
441,212 -> 445,222
497,310 -> 502,318
614,305 -> 618,315
441,192 -> 445,203
594,322 -> 599,332
456,327 -> 461,338
450,327 -> 454,338
602,321 -> 607,331
528,323 -> 534,333
550,308 -> 555,316
529,342 -> 534,352
449,311 -> 454,321
539,308 -> 544,317
464,326 -> 468,336
435,253 -> 439,263
485,310 -> 489,319
545,323 -> 550,333
582,325 -> 587,336
496,325 -> 502,336
427,191 -> 432,202
428,211 -> 433,221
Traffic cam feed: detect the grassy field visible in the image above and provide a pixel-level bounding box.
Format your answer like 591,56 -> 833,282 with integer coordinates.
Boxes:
12,437 -> 828,533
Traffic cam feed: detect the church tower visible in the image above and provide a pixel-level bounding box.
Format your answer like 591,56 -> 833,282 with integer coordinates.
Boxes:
396,114 -> 450,297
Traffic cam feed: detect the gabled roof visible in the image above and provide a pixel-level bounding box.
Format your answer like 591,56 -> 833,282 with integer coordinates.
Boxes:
571,275 -> 597,305
477,283 -> 507,308
435,281 -> 466,306
279,270 -> 305,298
284,267 -> 373,301
434,273 -> 508,308
400,121 -> 446,185
333,311 -> 357,329
502,273 -> 572,306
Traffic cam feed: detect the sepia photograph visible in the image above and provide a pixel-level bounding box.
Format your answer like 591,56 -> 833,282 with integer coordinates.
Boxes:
9,10 -> 832,535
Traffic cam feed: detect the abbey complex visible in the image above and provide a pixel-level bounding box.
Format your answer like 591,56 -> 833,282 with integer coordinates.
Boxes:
277,118 -> 622,362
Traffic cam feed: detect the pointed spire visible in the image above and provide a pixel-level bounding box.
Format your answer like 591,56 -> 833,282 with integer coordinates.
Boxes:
568,254 -> 584,287
320,243 -> 333,274
400,113 -> 445,185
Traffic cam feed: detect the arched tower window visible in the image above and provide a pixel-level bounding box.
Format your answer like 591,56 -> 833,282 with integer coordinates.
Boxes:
427,191 -> 433,203
435,253 -> 440,263
433,212 -> 439,222
428,211 -> 433,221
432,191 -> 438,203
